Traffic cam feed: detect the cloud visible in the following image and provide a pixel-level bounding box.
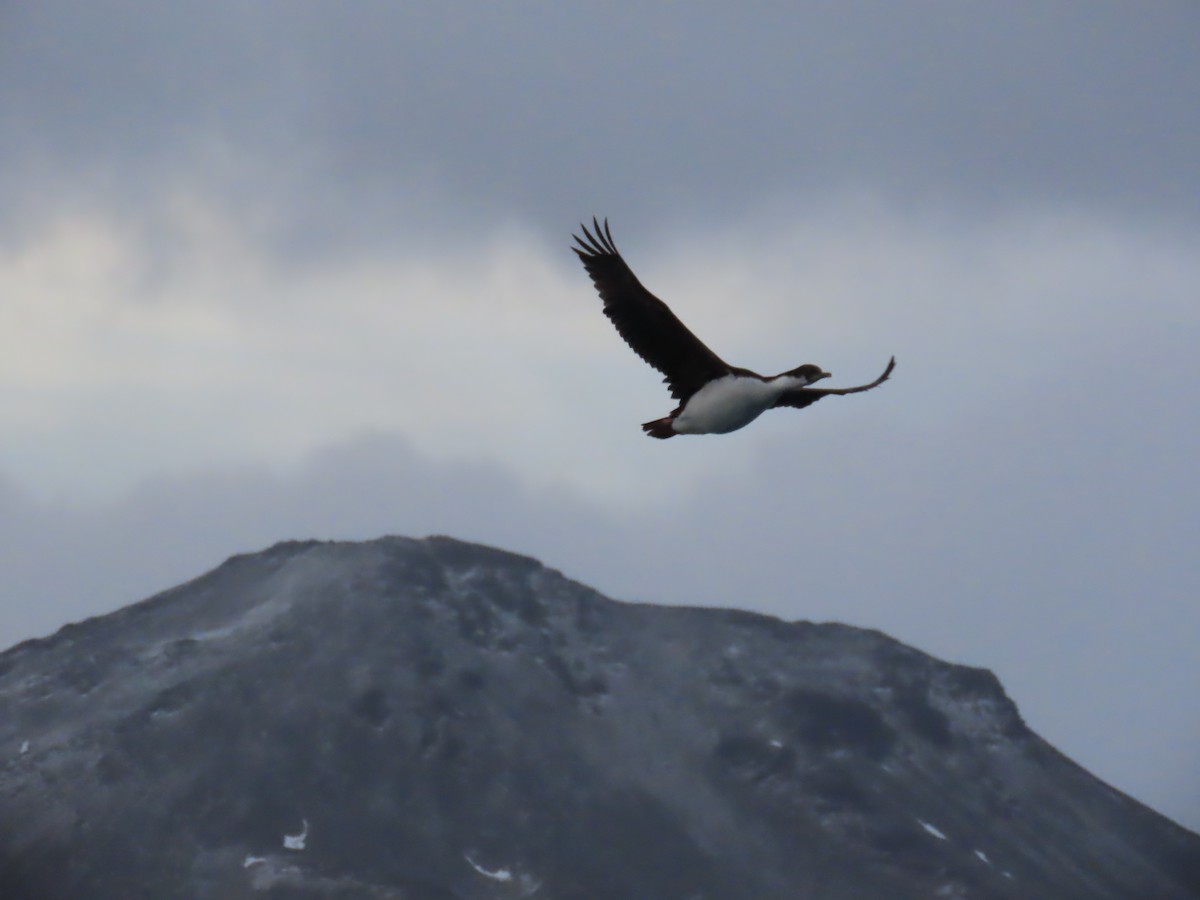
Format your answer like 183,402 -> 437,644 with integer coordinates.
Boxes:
2,192 -> 1196,504
2,3 -> 1198,247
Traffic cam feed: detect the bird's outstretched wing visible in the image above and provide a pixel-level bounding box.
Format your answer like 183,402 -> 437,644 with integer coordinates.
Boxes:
573,217 -> 730,401
774,357 -> 896,410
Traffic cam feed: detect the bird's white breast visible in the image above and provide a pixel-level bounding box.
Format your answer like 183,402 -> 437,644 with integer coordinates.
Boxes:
672,374 -> 801,435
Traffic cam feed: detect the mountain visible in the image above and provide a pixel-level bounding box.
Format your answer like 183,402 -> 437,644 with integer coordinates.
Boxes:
0,536 -> 1196,899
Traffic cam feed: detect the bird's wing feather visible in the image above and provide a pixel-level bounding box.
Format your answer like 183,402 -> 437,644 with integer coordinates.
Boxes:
573,218 -> 730,401
773,357 -> 896,410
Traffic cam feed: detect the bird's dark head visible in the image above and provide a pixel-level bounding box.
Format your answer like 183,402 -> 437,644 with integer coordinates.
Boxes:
786,363 -> 831,385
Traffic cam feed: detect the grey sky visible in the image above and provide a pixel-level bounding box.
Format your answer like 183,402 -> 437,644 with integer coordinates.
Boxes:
1,3 -> 1198,830
3,3 -> 1198,240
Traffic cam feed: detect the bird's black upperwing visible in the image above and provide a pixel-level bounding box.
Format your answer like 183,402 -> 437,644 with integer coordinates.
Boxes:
573,218 -> 730,401
773,357 -> 896,410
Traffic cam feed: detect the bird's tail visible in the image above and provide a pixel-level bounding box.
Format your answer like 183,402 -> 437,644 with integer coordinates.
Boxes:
641,417 -> 676,439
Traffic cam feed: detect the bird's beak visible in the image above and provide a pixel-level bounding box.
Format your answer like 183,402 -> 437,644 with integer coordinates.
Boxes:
820,370 -> 832,381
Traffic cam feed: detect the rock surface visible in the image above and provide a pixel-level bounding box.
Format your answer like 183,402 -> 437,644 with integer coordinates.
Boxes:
1,536 -> 1197,899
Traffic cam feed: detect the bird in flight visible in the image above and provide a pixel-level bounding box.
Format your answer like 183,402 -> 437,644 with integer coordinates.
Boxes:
573,218 -> 896,439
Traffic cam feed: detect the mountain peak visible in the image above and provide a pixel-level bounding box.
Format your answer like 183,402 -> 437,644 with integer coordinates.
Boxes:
2,536 -> 1197,899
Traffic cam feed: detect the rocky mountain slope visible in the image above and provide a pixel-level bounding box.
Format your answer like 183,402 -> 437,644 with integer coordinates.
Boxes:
1,536 -> 1197,899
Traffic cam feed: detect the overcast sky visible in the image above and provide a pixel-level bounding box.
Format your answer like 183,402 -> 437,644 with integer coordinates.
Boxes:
2,2 -> 1198,831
